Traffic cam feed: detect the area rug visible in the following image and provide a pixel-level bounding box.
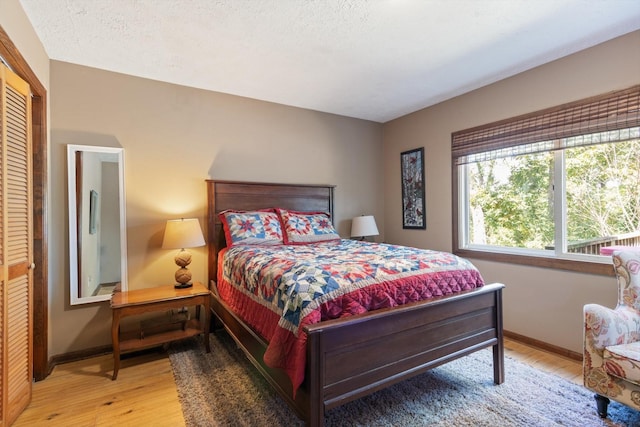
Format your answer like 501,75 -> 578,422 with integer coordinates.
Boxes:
168,333 -> 640,426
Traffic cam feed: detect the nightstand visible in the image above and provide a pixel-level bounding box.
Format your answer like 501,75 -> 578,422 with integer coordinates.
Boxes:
110,281 -> 211,380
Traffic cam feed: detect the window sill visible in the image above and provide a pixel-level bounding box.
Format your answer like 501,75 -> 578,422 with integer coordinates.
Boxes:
453,248 -> 615,276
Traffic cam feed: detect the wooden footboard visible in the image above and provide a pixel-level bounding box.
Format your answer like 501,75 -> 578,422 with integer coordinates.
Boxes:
210,282 -> 504,426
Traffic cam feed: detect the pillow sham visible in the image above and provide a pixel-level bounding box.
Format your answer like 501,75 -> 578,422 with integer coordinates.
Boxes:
219,209 -> 284,246
276,208 -> 340,244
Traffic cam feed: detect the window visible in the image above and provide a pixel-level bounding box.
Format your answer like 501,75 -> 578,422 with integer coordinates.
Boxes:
452,86 -> 640,274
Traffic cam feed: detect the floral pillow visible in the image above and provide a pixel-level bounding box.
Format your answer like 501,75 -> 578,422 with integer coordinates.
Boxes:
219,209 -> 284,246
276,208 -> 340,244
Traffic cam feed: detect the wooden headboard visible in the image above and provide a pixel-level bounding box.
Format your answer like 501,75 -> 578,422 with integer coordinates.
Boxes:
206,180 -> 336,286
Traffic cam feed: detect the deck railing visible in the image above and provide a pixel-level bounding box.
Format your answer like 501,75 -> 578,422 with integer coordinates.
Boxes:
565,231 -> 640,255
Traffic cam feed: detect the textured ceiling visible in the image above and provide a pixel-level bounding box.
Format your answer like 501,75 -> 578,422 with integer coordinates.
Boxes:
18,0 -> 640,123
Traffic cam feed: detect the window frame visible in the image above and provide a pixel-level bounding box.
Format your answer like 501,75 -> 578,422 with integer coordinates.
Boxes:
451,86 -> 640,276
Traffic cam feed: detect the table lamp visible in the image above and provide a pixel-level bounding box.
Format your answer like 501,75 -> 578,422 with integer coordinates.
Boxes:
350,215 -> 379,241
162,218 -> 205,288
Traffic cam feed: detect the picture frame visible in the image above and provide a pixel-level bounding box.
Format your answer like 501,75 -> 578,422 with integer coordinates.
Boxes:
400,147 -> 426,229
89,189 -> 98,234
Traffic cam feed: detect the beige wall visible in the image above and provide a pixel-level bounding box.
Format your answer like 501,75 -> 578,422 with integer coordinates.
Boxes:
382,30 -> 640,354
49,62 -> 383,356
5,0 -> 640,359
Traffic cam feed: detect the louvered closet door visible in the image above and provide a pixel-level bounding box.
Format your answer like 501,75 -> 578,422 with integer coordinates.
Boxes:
0,63 -> 33,427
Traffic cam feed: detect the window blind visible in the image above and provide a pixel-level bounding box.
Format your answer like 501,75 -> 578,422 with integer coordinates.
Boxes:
452,85 -> 640,165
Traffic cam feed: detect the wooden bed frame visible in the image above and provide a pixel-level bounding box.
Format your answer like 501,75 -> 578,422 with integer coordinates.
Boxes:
206,179 -> 505,426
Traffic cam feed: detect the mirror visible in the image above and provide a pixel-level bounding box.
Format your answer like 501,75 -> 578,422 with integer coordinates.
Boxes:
68,144 -> 128,305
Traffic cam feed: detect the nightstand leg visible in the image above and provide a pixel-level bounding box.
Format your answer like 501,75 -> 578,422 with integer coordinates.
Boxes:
112,310 -> 121,380
203,300 -> 211,353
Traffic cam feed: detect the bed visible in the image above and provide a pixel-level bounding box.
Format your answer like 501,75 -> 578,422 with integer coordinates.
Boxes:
206,179 -> 505,426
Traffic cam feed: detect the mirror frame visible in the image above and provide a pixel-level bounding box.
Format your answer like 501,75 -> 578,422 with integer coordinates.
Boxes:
68,144 -> 128,305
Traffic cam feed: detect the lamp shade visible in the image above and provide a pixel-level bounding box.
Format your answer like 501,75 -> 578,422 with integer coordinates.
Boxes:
350,215 -> 379,238
162,218 -> 205,249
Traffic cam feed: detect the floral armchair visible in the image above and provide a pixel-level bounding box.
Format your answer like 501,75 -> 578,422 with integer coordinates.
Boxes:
584,249 -> 640,418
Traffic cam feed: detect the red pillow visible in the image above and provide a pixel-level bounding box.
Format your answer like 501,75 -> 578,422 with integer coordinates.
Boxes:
276,208 -> 340,245
218,209 -> 283,246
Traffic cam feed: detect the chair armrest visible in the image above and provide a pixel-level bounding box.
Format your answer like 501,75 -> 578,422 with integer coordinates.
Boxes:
584,304 -> 640,354
584,303 -> 640,398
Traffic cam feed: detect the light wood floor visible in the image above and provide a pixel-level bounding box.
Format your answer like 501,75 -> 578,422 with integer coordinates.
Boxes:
14,337 -> 583,426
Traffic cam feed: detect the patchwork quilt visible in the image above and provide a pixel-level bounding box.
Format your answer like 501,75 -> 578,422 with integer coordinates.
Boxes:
216,239 -> 484,393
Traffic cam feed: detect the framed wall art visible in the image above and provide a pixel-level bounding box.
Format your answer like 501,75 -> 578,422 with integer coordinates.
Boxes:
400,147 -> 426,229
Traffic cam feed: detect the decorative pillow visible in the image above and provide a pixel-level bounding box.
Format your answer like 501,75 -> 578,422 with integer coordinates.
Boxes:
219,209 -> 283,246
276,208 -> 340,244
